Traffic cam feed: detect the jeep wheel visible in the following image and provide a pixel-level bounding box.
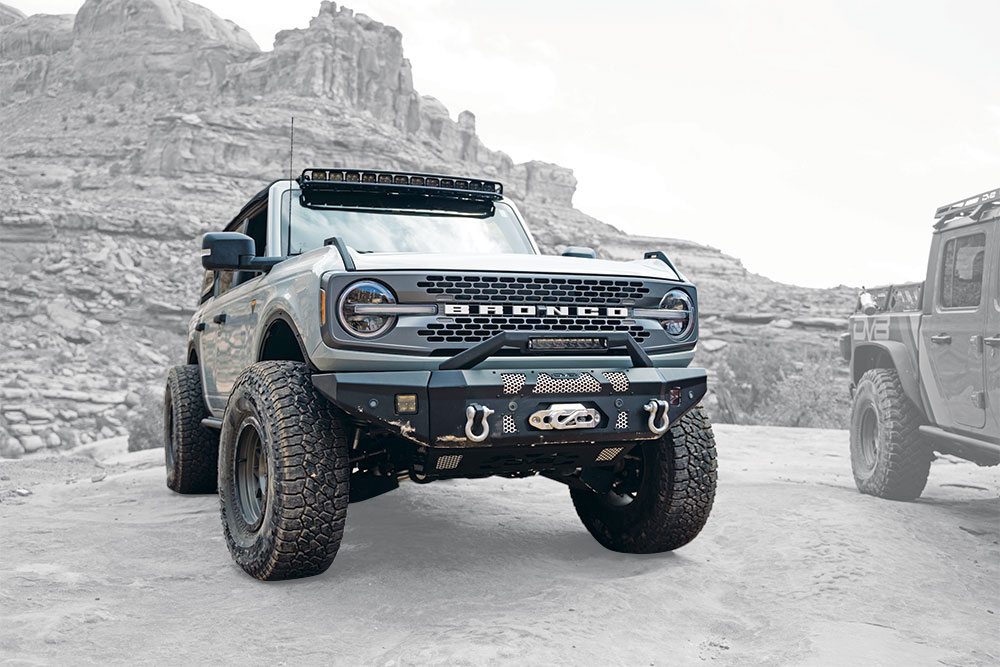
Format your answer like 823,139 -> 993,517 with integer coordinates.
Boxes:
571,405 -> 717,553
218,361 -> 350,580
850,368 -> 931,501
164,365 -> 218,494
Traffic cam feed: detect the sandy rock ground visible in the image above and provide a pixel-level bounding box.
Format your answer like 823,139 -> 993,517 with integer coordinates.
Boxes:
0,425 -> 997,667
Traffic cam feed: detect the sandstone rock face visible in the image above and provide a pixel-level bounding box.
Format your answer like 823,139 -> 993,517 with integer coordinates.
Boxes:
0,2 -> 24,26
0,0 -> 854,456
73,0 -> 258,49
70,0 -> 258,99
0,13 -> 73,59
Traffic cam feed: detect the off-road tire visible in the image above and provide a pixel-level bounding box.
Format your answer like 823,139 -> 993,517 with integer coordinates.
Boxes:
164,365 -> 218,494
850,368 -> 931,500
218,361 -> 350,580
571,405 -> 717,553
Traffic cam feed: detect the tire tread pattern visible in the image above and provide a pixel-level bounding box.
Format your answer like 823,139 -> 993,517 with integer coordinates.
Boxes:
165,365 -> 218,494
219,361 -> 350,581
851,368 -> 931,500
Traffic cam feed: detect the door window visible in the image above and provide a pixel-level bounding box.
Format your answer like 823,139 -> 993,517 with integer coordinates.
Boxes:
940,233 -> 986,309
199,270 -> 215,304
217,270 -> 235,296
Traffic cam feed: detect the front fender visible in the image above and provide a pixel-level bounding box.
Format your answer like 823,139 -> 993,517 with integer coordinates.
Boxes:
852,341 -> 924,417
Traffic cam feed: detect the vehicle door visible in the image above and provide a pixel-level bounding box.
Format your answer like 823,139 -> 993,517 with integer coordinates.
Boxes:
921,224 -> 990,430
986,222 -> 1000,436
200,210 -> 267,413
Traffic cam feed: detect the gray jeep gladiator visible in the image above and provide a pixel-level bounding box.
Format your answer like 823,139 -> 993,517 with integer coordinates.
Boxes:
842,187 -> 999,500
164,169 -> 717,580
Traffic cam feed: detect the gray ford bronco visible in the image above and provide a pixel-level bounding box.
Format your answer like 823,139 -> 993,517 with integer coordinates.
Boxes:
164,169 -> 717,580
842,187 -> 999,500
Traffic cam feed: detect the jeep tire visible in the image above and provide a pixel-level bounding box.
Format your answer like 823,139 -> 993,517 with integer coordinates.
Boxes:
850,368 -> 932,501
571,405 -> 717,553
219,361 -> 350,580
164,365 -> 219,494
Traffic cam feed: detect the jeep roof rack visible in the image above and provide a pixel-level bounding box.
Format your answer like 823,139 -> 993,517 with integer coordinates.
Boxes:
933,187 -> 999,227
299,169 -> 503,200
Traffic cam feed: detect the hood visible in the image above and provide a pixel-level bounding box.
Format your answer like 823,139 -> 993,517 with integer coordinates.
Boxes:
347,251 -> 683,282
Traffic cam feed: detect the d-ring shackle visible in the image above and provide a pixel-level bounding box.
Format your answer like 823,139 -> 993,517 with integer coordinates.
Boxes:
643,399 -> 670,435
465,404 -> 495,442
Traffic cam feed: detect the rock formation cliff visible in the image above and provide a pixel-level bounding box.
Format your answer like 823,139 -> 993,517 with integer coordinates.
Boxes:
0,0 -> 853,457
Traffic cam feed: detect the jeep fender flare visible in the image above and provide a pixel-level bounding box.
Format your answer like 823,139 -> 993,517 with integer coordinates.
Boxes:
851,341 -> 926,419
257,310 -> 316,371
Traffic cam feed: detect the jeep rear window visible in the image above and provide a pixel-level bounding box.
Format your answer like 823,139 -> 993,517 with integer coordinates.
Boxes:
939,232 -> 986,309
279,191 -> 534,256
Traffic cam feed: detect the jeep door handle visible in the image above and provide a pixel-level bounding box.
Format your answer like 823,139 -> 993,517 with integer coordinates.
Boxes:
213,313 -> 228,324
985,335 -> 1000,347
930,334 -> 951,344
194,322 -> 207,332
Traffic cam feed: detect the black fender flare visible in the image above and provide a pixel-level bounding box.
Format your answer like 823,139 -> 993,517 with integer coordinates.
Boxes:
852,341 -> 925,418
257,310 -> 316,371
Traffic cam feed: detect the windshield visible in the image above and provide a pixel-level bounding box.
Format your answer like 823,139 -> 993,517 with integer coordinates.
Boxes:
279,191 -> 535,255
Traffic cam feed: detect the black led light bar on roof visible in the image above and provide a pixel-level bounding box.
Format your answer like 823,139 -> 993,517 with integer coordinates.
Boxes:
934,187 -> 998,220
300,169 -> 504,200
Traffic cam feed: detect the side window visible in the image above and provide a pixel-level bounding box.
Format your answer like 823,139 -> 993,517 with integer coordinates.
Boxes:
217,270 -> 235,296
940,232 -> 986,309
199,270 -> 215,304
245,208 -> 268,257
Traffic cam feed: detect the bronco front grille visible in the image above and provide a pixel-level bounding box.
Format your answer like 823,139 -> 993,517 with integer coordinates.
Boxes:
416,275 -> 650,304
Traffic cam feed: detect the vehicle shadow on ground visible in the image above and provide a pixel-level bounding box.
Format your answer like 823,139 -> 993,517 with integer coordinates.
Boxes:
282,481 -> 686,586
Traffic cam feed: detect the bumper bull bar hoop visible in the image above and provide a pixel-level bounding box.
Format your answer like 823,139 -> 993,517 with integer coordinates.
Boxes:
438,331 -> 653,371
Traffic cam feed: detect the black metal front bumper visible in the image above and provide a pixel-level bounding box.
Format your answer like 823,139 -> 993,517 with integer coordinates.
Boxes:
311,365 -> 706,448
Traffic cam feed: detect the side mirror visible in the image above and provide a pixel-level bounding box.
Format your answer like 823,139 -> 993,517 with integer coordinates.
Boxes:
562,246 -> 596,259
202,232 -> 255,270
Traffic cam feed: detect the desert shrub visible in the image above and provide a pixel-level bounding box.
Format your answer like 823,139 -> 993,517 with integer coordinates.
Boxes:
126,387 -> 164,452
711,341 -> 849,429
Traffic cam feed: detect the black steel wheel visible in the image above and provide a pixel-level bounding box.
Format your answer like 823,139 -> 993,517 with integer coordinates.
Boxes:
234,418 -> 268,528
855,404 -> 879,473
571,405 -> 718,553
164,365 -> 218,494
602,448 -> 646,508
218,361 -> 351,580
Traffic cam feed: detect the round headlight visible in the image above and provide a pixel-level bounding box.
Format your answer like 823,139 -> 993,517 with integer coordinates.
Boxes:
660,289 -> 694,338
337,280 -> 397,338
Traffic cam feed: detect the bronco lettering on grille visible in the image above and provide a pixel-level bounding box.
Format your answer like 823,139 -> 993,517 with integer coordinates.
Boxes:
443,304 -> 630,317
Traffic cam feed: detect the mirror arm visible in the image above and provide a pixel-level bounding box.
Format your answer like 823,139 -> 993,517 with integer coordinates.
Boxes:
239,256 -> 285,273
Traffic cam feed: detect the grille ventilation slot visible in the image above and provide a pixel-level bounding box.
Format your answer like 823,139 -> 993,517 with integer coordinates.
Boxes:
533,372 -> 601,394
604,372 -> 629,392
501,373 -> 526,395
436,454 -> 463,470
615,411 -> 629,430
502,415 -> 517,434
417,317 -> 648,345
596,447 -> 625,462
416,275 -> 650,304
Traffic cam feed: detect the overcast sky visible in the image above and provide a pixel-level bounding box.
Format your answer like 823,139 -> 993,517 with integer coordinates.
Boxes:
19,0 -> 1000,287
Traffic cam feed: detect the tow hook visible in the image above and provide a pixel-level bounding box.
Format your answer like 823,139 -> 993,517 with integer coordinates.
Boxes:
465,404 -> 495,442
644,399 -> 670,435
